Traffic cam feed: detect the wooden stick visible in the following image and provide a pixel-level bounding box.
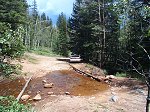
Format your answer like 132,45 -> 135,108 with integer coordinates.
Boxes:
69,64 -> 102,82
16,76 -> 32,101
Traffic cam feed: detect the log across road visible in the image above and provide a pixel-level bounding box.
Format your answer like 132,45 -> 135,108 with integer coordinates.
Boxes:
69,64 -> 102,82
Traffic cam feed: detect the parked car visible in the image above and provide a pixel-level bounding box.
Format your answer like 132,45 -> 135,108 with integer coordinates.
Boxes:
69,54 -> 82,62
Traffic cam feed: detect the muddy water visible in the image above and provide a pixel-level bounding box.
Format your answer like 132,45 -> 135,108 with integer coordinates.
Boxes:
0,77 -> 25,97
0,70 -> 109,99
25,70 -> 109,99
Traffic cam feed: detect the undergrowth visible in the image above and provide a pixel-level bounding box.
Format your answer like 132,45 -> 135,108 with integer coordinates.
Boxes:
0,96 -> 33,112
28,47 -> 59,57
0,62 -> 22,77
115,72 -> 127,77
115,72 -> 145,81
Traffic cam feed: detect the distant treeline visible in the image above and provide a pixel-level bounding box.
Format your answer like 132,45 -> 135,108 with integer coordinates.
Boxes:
0,0 -> 150,76
68,0 -> 150,74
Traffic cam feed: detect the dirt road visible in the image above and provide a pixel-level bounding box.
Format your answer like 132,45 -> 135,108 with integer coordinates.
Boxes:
19,53 -> 147,112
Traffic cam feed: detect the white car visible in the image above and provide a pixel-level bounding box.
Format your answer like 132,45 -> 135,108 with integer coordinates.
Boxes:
69,54 -> 82,62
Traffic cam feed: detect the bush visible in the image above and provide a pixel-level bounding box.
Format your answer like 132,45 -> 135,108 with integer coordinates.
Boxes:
0,23 -> 25,59
115,72 -> 127,77
29,47 -> 59,57
0,23 -> 25,77
0,63 -> 22,77
0,96 -> 33,112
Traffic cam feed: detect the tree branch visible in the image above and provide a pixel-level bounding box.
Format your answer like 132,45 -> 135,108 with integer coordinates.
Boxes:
138,44 -> 150,61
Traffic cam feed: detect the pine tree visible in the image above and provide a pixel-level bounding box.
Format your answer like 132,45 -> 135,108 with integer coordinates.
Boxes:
0,0 -> 28,29
69,0 -> 120,68
56,13 -> 69,56
68,0 -> 83,55
0,0 -> 28,76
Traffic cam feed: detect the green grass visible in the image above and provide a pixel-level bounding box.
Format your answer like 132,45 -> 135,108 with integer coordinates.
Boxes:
115,72 -> 127,77
115,72 -> 145,81
29,47 -> 60,57
0,96 -> 34,112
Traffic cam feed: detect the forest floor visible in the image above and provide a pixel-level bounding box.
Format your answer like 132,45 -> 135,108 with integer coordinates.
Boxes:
7,53 -> 148,112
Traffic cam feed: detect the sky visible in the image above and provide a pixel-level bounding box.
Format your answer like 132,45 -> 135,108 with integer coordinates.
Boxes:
27,0 -> 75,24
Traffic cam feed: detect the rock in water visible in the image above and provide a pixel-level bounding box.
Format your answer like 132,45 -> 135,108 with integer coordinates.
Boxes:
65,92 -> 70,95
42,80 -> 47,83
44,83 -> 54,88
21,95 -> 30,101
33,94 -> 41,101
47,92 -> 54,95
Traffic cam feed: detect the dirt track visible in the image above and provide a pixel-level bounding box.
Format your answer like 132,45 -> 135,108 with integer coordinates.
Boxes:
19,53 -> 147,112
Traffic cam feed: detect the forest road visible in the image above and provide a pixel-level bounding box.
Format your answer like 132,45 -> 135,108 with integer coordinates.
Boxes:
18,53 -> 147,112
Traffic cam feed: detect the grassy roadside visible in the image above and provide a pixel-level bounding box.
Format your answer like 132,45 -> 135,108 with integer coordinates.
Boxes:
28,47 -> 60,57
24,54 -> 38,64
0,96 -> 34,112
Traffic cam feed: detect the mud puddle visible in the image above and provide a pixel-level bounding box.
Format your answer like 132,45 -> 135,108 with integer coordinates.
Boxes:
0,77 -> 25,97
0,70 -> 109,100
25,70 -> 109,100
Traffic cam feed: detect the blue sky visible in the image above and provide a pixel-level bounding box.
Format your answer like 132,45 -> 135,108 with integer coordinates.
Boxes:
27,0 -> 75,24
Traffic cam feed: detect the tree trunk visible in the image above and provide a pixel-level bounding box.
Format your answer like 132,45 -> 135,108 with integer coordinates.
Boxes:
102,0 -> 105,67
98,0 -> 102,68
146,86 -> 150,112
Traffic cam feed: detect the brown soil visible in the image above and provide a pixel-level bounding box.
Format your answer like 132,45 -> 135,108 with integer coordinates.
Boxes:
4,53 -> 148,112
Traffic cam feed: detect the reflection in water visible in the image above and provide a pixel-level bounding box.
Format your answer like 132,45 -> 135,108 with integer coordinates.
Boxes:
0,70 -> 109,100
25,70 -> 109,98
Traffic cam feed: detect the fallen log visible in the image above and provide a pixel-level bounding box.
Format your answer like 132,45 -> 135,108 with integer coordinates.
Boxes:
69,64 -> 102,82
16,76 -> 32,101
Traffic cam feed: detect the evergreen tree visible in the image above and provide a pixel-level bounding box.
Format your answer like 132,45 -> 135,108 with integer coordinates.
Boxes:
68,0 -> 83,55
0,0 -> 28,76
0,0 -> 28,58
56,13 -> 69,56
115,0 -> 150,71
32,0 -> 38,24
0,0 -> 28,29
26,1 -> 57,52
41,12 -> 46,21
68,0 -> 120,68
